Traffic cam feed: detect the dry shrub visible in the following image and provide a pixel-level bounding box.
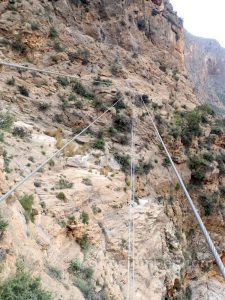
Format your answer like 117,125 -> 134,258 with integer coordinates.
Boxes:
64,143 -> 75,157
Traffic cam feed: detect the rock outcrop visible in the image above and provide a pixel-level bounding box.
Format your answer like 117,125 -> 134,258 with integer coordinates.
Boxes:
185,30 -> 225,114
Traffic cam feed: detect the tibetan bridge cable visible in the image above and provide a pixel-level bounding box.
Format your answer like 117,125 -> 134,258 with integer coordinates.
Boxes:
0,61 -> 109,83
140,96 -> 225,280
127,116 -> 136,300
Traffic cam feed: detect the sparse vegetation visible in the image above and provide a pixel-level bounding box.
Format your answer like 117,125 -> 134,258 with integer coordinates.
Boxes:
92,76 -> 112,86
47,266 -> 62,280
68,48 -> 90,65
57,76 -> 70,87
6,77 -> 15,86
0,132 -> 4,143
0,268 -> 52,299
49,27 -> 58,39
18,85 -> 29,97
70,258 -> 94,298
56,177 -> 73,189
113,114 -> 131,133
12,127 -> 28,139
3,151 -> 12,173
110,60 -> 123,76
82,178 -> 92,186
189,155 -> 211,183
80,211 -> 89,225
54,41 -> 64,52
38,102 -> 50,111
114,153 -> 130,173
137,160 -> 154,175
56,192 -> 66,201
92,204 -> 101,214
92,138 -> 105,150
0,112 -> 14,131
0,213 -> 8,240
77,233 -> 90,251
162,157 -> 171,168
19,194 -> 35,223
11,36 -> 26,53
74,101 -> 83,109
31,22 -> 40,31
73,81 -> 95,100
112,91 -> 126,110
198,193 -> 218,216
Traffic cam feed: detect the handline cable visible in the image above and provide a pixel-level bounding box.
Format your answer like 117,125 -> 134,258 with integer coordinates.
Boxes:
141,96 -> 225,280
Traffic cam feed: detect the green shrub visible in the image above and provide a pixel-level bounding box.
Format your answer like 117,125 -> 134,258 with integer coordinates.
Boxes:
75,278 -> 93,298
112,91 -> 126,110
68,94 -> 77,102
189,155 -> 210,183
19,194 -> 35,223
82,178 -> 92,186
12,127 -> 28,138
219,186 -> 225,198
0,213 -> 8,239
70,258 -> 94,298
169,126 -> 181,139
110,61 -> 123,76
211,127 -> 223,135
74,101 -> 83,109
197,104 -> 214,116
92,138 -> 105,150
80,212 -> 89,225
137,160 -> 154,175
0,269 -> 52,299
18,85 -> 29,97
77,233 -> 90,250
114,153 -> 130,173
56,177 -> 73,189
53,113 -> 64,123
57,76 -> 70,87
92,98 -> 105,110
198,194 -> 217,216
92,76 -> 112,86
11,37 -> 26,53
3,151 -> 12,173
6,77 -> 15,86
47,266 -> 62,280
203,152 -> 214,162
113,114 -> 131,133
54,41 -> 64,52
0,112 -> 14,131
49,27 -> 58,39
31,22 -> 40,31
73,81 -> 95,100
0,132 -> 4,143
68,48 -> 90,64
38,102 -> 50,111
56,192 -> 66,201
162,157 -> 171,167
91,204 -> 101,214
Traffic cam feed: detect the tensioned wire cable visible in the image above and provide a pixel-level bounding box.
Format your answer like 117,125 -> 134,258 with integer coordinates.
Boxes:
0,98 -> 122,203
141,96 -> 225,280
0,61 -> 111,83
131,119 -> 135,300
127,117 -> 136,300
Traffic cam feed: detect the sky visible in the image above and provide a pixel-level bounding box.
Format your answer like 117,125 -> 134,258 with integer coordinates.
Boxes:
169,0 -> 225,47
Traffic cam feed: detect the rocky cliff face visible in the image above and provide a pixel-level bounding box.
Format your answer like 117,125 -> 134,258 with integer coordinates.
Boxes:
185,31 -> 225,114
0,0 -> 224,299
